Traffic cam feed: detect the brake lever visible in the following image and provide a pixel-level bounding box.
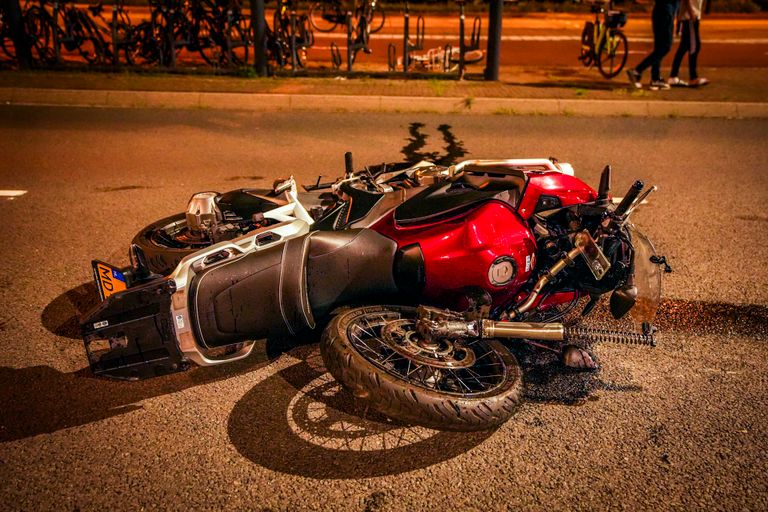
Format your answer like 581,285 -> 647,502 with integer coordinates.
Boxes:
620,185 -> 657,225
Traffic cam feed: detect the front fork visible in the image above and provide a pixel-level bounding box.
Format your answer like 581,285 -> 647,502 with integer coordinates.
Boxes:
415,305 -> 656,348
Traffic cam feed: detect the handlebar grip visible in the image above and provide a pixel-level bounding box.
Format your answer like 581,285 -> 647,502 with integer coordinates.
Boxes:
614,180 -> 644,217
344,151 -> 354,175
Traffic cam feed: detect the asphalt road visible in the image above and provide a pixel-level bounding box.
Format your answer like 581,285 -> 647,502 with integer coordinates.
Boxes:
0,106 -> 766,511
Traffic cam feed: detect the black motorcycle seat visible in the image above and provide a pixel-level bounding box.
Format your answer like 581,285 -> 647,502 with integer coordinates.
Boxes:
394,169 -> 525,226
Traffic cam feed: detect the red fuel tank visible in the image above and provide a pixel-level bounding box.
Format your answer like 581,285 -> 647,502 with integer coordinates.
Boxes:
373,200 -> 537,308
517,171 -> 598,219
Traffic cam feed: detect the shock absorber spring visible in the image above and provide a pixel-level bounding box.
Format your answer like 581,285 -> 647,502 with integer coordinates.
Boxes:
565,326 -> 656,347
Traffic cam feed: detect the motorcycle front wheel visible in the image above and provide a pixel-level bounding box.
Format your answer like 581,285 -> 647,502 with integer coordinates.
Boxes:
320,305 -> 523,431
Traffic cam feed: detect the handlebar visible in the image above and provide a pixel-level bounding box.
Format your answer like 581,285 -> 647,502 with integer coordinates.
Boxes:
614,180 -> 644,217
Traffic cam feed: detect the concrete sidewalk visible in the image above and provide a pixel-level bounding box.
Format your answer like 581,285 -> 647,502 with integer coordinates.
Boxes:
1,66 -> 767,117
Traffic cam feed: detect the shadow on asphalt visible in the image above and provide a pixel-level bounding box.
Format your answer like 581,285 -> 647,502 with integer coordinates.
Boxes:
21,283 -> 768,476
41,281 -> 100,339
0,338 -> 293,444
0,282 -> 296,443
401,122 -> 468,165
227,344 -> 497,480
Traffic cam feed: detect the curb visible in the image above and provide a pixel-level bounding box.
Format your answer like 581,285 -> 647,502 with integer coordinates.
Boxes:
2,87 -> 767,118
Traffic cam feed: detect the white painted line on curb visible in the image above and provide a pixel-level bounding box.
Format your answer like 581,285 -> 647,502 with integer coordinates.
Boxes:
0,190 -> 27,200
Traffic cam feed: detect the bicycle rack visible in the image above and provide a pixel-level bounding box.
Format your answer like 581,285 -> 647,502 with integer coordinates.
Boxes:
272,5 -> 314,72
456,0 -> 481,78
387,1 -> 425,73
402,1 -> 425,73
345,12 -> 370,72
330,41 -> 342,70
109,0 -> 131,67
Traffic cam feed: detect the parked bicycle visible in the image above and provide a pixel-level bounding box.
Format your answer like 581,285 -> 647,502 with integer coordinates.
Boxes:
196,0 -> 251,66
579,0 -> 628,79
0,9 -> 18,61
24,0 -> 110,64
308,0 -> 384,34
269,2 -> 314,69
87,1 -> 149,66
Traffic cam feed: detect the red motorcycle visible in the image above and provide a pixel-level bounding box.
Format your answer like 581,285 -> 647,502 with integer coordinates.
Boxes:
82,155 -> 668,431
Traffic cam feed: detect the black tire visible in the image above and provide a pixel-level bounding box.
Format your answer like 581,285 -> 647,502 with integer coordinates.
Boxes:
308,1 -> 340,33
579,22 -> 594,68
78,35 -> 104,65
225,22 -> 249,66
132,22 -> 162,65
320,305 -> 523,431
24,7 -> 55,64
360,4 -> 385,34
197,16 -> 219,66
597,29 -> 628,79
132,213 -> 203,276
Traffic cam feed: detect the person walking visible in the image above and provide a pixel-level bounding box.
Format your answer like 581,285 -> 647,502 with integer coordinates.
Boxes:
626,0 -> 680,90
668,0 -> 709,87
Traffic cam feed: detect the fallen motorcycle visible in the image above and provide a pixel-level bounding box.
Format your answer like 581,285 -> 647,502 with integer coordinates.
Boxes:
82,154 -> 667,430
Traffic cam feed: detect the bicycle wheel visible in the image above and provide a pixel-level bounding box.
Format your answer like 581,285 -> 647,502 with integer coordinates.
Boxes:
24,7 -> 55,64
78,36 -> 104,64
130,22 -> 160,65
196,17 -> 219,66
367,4 -> 385,34
78,20 -> 107,65
226,21 -> 249,66
0,26 -> 16,60
308,1 -> 340,33
597,29 -> 628,79
578,22 -> 594,68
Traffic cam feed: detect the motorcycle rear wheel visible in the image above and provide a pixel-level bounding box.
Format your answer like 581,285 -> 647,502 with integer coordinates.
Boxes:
320,305 -> 523,431
132,213 -> 209,276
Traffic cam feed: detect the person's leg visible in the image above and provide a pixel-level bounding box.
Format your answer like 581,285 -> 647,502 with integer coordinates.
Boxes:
688,19 -> 700,80
670,19 -> 690,78
635,3 -> 664,75
651,2 -> 676,81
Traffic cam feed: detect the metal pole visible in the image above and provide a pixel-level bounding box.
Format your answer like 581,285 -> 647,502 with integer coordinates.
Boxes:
458,1 -> 465,79
484,0 -> 503,81
111,2 -> 118,66
2,0 -> 32,69
53,1 -> 61,64
346,12 -> 352,72
289,9 -> 297,71
252,0 -> 267,76
403,0 -> 409,73
226,5 -> 233,65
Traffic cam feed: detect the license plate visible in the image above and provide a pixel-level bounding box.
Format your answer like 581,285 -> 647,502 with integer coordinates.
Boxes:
92,260 -> 128,301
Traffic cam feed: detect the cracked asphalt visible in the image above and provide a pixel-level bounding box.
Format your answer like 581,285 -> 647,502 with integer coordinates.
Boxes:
0,106 -> 766,511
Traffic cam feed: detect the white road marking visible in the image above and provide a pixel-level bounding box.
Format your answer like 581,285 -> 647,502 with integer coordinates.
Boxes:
0,190 -> 27,200
312,33 -> 768,44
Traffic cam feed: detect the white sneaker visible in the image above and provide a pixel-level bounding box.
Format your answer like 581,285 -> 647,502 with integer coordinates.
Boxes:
668,77 -> 689,87
649,80 -> 671,91
690,77 -> 710,87
626,69 -> 642,89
